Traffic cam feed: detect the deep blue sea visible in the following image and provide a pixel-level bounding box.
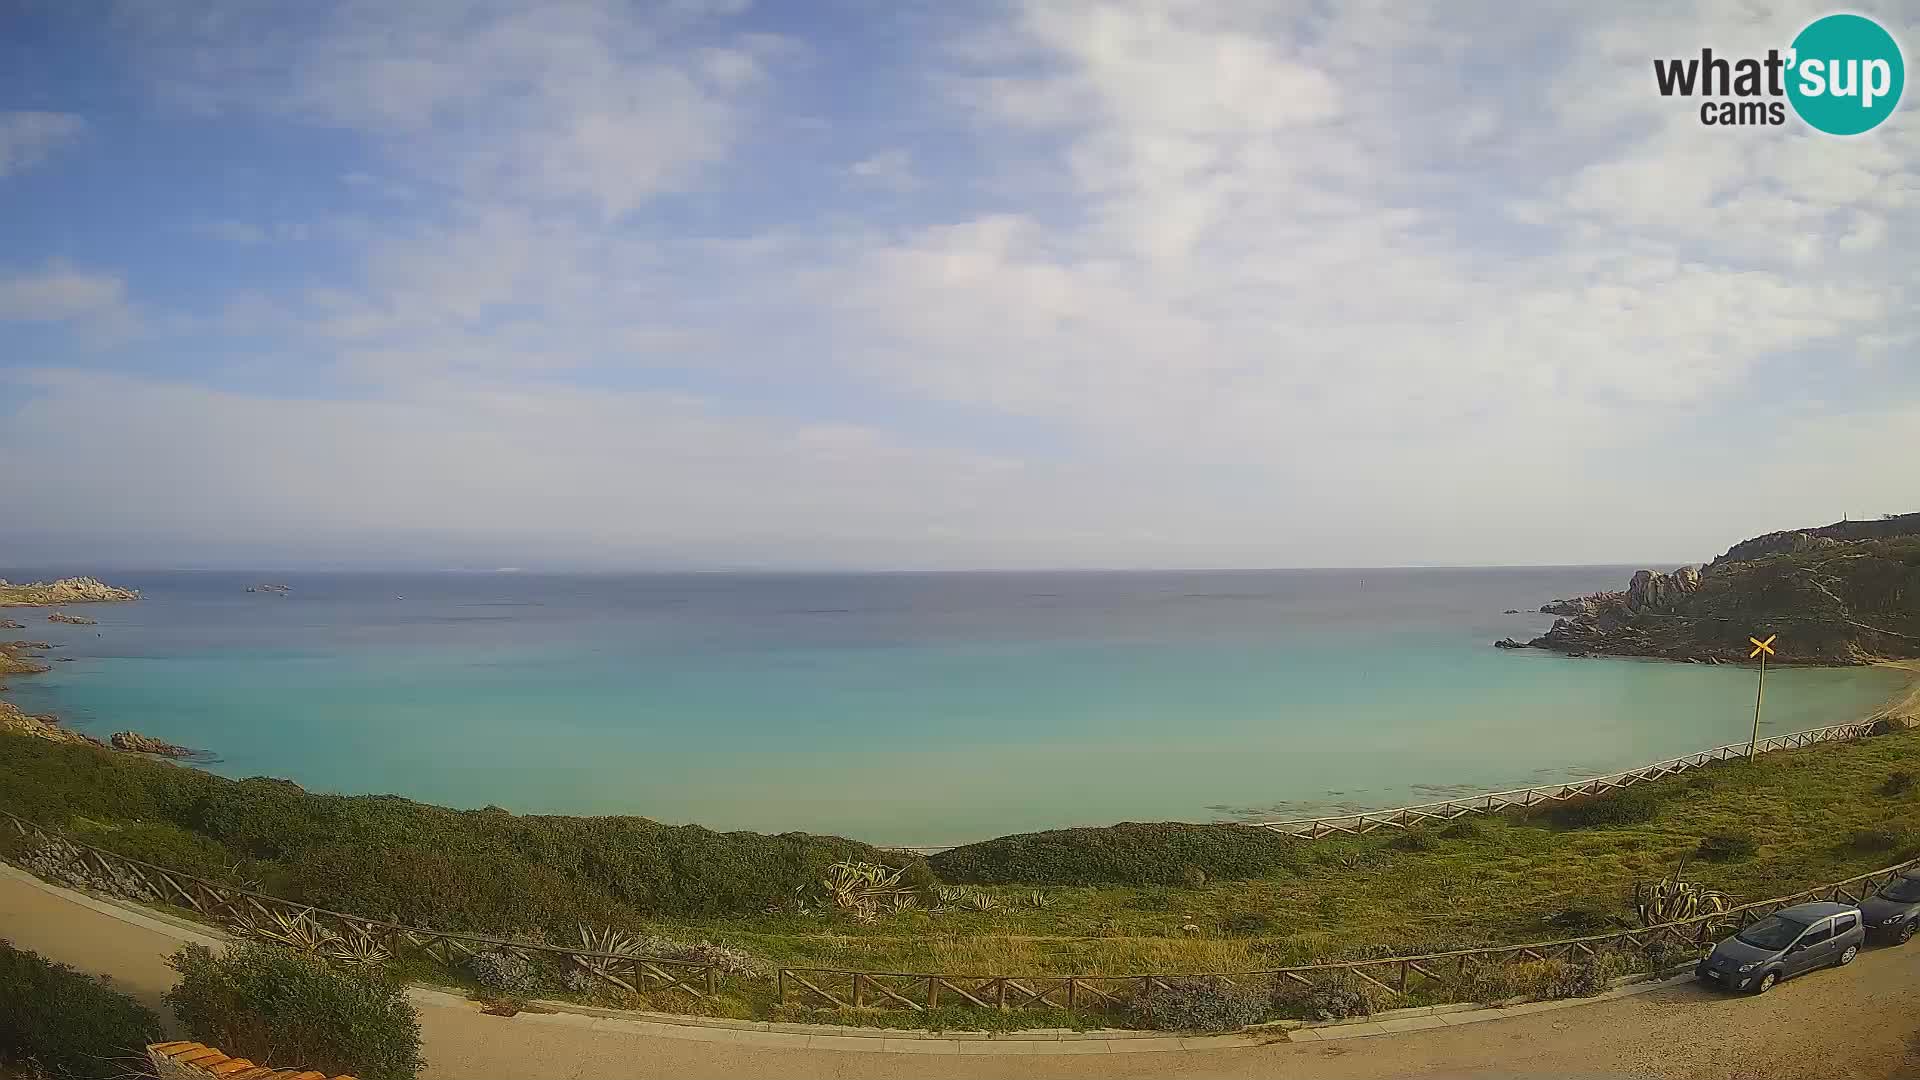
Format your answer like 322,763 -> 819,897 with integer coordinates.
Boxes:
2,568 -> 1906,846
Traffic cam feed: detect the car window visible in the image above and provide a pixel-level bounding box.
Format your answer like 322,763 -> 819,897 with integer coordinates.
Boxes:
1798,921 -> 1834,947
1881,879 -> 1920,902
1736,915 -> 1808,950
1833,914 -> 1857,933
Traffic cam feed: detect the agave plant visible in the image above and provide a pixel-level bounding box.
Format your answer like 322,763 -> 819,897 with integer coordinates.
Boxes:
573,923 -> 645,981
1027,891 -> 1054,909
969,893 -> 999,913
323,926 -> 394,968
1633,861 -> 1733,927
935,884 -> 970,904
230,909 -> 340,954
889,892 -> 920,914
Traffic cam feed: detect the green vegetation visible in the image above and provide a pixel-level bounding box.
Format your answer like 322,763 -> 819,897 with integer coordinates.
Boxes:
167,943 -> 425,1080
0,738 -> 885,926
1129,978 -> 1267,1032
0,940 -> 161,1080
1695,828 -> 1759,862
3,717 -> 1918,1028
929,821 -> 1303,885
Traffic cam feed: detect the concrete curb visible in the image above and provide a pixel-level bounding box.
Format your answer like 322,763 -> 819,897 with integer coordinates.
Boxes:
0,862 -> 1698,1056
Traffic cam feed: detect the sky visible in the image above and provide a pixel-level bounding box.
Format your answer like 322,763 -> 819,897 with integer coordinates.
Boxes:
1,0 -> 1916,571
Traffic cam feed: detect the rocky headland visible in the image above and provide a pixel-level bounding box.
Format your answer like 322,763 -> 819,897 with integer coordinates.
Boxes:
0,576 -> 140,606
1504,512 -> 1920,664
1,632 -> 204,760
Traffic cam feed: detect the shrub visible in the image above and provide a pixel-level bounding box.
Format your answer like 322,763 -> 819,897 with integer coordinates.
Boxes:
1272,972 -> 1375,1021
166,943 -> 425,1080
1696,829 -> 1759,863
1848,827 -> 1903,853
1180,865 -> 1208,889
1129,978 -> 1268,1032
1543,905 -> 1612,934
1541,953 -> 1631,999
1437,818 -> 1484,840
930,822 -> 1301,885
1386,829 -> 1438,853
1883,770 -> 1915,797
895,858 -> 940,897
0,940 -> 161,1080
1219,911 -> 1272,935
1544,787 -> 1664,828
0,733 -> 888,923
467,949 -> 538,994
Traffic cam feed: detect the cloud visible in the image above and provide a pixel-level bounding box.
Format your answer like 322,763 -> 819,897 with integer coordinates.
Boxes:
0,262 -> 125,321
122,0 -> 792,219
0,111 -> 85,177
848,149 -> 918,191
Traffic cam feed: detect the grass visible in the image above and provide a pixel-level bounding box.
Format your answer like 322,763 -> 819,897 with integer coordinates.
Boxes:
3,719 -> 1919,1028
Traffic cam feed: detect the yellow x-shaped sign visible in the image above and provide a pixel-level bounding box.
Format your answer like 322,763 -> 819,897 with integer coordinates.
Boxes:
1749,634 -> 1777,658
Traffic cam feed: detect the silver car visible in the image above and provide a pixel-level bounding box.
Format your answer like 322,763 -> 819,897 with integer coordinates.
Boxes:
1858,870 -> 1920,944
1695,901 -> 1865,993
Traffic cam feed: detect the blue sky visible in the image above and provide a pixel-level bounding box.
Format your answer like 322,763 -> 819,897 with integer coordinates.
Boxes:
2,0 -> 1916,570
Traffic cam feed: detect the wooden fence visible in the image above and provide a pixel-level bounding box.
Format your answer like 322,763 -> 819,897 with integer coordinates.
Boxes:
1248,721 -> 1877,838
777,852 -> 1920,1012
0,810 -> 722,999
3,720 -> 1912,1020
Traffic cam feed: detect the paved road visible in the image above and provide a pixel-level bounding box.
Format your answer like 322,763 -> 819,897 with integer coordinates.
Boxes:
3,867 -> 1915,1080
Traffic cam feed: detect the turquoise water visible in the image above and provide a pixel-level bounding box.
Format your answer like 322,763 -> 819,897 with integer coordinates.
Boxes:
2,569 -> 1906,845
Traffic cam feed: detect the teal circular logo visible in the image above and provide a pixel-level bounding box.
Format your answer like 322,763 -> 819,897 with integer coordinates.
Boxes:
1787,14 -> 1905,135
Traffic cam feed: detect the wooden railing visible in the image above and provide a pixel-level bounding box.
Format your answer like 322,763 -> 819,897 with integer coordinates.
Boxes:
1248,721 -> 1876,838
6,746 -> 1914,1021
0,811 -> 721,999
777,852 -> 1920,1012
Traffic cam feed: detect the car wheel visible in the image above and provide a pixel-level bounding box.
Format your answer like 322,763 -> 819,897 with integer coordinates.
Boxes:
1836,943 -> 1859,967
1898,922 -> 1915,946
1752,971 -> 1777,994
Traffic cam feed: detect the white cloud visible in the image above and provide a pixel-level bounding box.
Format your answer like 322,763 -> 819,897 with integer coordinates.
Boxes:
0,111 -> 84,177
848,149 -> 918,191
0,263 -> 125,321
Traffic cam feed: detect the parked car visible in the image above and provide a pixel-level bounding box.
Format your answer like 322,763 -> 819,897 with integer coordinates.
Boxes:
1859,870 -> 1920,944
1695,901 -> 1864,993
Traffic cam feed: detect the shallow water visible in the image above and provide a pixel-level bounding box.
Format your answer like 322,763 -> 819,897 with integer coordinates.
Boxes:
3,568 -> 1905,846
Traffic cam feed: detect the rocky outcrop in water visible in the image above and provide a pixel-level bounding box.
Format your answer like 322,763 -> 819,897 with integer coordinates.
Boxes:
0,620 -> 23,630
0,576 -> 140,606
246,583 -> 291,593
1510,513 -> 1920,664
0,700 -> 104,747
110,731 -> 195,758
48,613 -> 97,625
0,640 -> 53,676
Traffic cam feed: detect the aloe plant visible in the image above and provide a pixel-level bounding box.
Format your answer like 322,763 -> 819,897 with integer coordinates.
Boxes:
325,926 -> 394,967
970,893 -> 999,913
1027,891 -> 1054,909
229,909 -> 339,954
1632,861 -> 1732,926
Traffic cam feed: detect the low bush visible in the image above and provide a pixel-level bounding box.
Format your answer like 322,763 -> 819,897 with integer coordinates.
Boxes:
1129,977 -> 1268,1032
929,822 -> 1302,885
1180,865 -> 1208,889
1437,818 -> 1484,840
467,949 -> 539,995
1848,827 -> 1905,854
166,943 -> 425,1080
1541,953 -> 1632,999
0,940 -> 161,1080
1882,770 -> 1915,797
1386,829 -> 1439,853
1543,787 -> 1664,828
1272,972 -> 1375,1021
0,734 -> 886,923
1696,829 -> 1759,862
1219,911 -> 1273,935
1542,905 -> 1613,935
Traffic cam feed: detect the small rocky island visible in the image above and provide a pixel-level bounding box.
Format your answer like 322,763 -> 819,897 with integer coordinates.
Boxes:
48,612 -> 97,625
0,576 -> 140,606
1499,512 -> 1920,664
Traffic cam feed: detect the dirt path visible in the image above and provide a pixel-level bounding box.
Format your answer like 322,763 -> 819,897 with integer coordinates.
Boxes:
3,866 -> 1916,1080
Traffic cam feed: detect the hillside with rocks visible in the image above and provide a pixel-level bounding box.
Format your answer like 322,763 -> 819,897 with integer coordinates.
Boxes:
0,576 -> 140,606
1508,513 -> 1920,664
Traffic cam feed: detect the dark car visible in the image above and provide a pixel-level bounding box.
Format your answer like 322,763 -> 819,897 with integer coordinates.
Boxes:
1696,901 -> 1864,993
1859,871 -> 1920,944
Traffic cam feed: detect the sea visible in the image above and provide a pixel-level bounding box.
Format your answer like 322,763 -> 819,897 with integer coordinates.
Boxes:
1,568 -> 1907,847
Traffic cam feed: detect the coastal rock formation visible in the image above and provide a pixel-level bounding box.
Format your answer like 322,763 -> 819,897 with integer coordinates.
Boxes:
247,583 -> 292,593
0,620 -> 23,629
1510,513 -> 1920,664
110,731 -> 195,758
1493,637 -> 1528,649
48,612 -> 97,625
0,700 -> 104,747
0,640 -> 53,676
0,576 -> 140,606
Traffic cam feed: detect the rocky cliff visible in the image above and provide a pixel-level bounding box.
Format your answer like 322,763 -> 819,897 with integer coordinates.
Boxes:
1515,514 -> 1920,664
0,576 -> 141,606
